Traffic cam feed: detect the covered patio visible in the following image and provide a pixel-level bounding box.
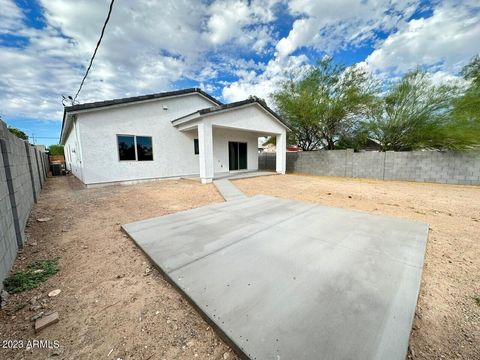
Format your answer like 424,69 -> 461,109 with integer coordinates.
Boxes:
172,99 -> 290,184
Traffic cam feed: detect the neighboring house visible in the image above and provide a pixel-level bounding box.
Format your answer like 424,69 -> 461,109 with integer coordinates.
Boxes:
60,88 -> 289,186
35,145 -> 47,152
361,138 -> 383,151
261,143 -> 277,153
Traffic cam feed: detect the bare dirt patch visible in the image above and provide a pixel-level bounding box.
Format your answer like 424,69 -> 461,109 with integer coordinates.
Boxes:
233,174 -> 480,360
1,173 -> 478,360
0,176 -> 239,360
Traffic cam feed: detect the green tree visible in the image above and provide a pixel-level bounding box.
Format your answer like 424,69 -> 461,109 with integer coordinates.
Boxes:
48,144 -> 64,156
448,55 -> 480,149
273,57 -> 377,150
461,55 -> 480,87
8,127 -> 29,140
262,136 -> 276,146
361,69 -> 473,151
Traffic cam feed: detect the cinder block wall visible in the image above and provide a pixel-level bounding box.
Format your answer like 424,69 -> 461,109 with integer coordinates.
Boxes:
0,120 -> 48,289
0,143 -> 18,288
259,149 -> 480,185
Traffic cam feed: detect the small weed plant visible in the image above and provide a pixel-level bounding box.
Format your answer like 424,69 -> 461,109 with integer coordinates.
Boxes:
3,258 -> 59,293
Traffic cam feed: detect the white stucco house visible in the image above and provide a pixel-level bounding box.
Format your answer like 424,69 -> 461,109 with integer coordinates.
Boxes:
60,88 -> 289,186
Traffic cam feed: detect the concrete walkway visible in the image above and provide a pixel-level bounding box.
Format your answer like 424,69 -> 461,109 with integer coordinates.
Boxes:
123,195 -> 428,360
183,171 -> 277,183
214,170 -> 277,180
213,179 -> 247,201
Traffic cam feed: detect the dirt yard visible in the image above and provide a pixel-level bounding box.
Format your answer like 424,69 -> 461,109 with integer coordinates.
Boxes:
0,174 -> 478,360
0,176 -> 236,360
234,174 -> 480,360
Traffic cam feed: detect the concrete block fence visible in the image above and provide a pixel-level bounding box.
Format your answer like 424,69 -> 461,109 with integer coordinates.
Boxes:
0,120 -> 49,290
259,149 -> 480,185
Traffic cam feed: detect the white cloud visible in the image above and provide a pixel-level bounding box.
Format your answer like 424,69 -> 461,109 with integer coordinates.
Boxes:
0,0 -> 478,125
276,0 -> 421,58
225,0 -> 479,103
0,0 -> 281,121
205,0 -> 280,52
207,0 -> 252,45
364,1 -> 480,75
0,0 -> 24,33
222,54 -> 310,103
0,0 -> 210,120
427,71 -> 465,87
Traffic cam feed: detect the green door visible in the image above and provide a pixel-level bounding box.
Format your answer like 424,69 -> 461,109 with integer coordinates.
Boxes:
228,142 -> 247,170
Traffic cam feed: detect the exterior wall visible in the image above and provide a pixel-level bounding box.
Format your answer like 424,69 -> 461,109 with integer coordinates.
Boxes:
208,104 -> 286,135
64,95 -> 289,185
259,150 -> 480,185
0,120 -> 48,290
212,127 -> 259,173
64,118 -> 84,181
67,94 -> 215,185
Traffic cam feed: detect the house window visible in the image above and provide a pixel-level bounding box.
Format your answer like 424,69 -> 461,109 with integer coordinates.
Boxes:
137,136 -> 153,161
194,138 -> 199,155
118,135 -> 136,161
117,135 -> 153,161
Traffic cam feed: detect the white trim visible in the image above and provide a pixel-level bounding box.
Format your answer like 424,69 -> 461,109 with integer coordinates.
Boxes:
171,102 -> 290,131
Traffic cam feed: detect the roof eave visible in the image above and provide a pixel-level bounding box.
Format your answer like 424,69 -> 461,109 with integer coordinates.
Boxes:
59,108 -> 67,145
64,88 -> 221,114
194,100 -> 291,131
171,111 -> 203,127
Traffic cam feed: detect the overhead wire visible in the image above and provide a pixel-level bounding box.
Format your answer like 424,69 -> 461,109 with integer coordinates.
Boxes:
71,0 -> 115,104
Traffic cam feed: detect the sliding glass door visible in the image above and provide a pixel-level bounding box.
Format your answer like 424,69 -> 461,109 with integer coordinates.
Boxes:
228,141 -> 247,170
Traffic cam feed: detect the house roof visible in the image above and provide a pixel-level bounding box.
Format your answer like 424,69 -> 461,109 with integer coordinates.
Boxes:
60,90 -> 289,145
171,97 -> 291,130
60,88 -> 222,144
64,88 -> 222,113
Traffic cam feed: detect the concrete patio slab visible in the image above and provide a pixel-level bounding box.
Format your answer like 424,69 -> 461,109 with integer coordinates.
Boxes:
122,195 -> 428,360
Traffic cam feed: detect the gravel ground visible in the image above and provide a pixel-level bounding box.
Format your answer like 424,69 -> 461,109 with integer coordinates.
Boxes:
233,174 -> 480,360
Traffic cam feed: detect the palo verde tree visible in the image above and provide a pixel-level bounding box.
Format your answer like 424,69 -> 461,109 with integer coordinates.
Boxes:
361,69 -> 466,151
448,55 -> 480,149
8,127 -> 29,140
272,57 -> 377,150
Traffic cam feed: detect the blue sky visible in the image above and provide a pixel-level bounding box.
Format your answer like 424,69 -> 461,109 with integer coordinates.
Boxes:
0,0 -> 479,146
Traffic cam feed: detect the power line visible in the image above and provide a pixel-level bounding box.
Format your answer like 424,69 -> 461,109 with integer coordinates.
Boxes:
72,0 -> 115,104
28,136 -> 59,139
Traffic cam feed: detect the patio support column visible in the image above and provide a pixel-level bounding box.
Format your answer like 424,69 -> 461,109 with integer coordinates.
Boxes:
198,122 -> 214,184
276,131 -> 286,174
